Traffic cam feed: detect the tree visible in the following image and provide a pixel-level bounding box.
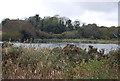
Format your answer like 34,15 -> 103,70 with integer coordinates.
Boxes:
2,18 -> 10,26
66,19 -> 73,31
80,23 -> 99,39
27,14 -> 42,30
73,19 -> 80,30
42,16 -> 66,34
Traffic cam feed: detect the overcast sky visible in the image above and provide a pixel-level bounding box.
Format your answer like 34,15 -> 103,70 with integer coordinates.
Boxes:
0,0 -> 119,26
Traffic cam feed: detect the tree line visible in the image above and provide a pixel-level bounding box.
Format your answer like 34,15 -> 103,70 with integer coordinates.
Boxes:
2,14 -> 120,42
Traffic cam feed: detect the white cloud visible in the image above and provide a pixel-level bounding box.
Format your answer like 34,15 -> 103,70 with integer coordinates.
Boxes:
0,0 -> 44,19
79,10 -> 118,26
0,0 -> 118,26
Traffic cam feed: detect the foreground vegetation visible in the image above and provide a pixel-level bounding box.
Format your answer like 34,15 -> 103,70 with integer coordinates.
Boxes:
2,42 -> 120,79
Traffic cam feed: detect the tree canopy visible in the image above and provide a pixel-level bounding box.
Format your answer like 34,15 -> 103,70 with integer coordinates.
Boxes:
2,14 -> 120,41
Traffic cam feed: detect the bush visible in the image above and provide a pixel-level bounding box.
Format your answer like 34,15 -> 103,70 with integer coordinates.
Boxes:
52,34 -> 63,39
63,44 -> 86,64
107,49 -> 120,70
69,58 -> 119,79
62,31 -> 79,39
2,42 -> 23,62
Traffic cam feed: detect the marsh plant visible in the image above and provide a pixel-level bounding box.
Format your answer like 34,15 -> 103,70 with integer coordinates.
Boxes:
2,42 -> 119,79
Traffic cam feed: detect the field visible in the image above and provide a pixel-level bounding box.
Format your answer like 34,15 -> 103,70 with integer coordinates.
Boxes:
34,39 -> 119,44
2,42 -> 120,79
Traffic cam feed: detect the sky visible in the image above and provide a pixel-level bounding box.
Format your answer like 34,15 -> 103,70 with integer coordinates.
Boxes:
0,0 -> 119,27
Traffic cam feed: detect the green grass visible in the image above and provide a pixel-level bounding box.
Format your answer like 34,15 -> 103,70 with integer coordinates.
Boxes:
34,39 -> 119,44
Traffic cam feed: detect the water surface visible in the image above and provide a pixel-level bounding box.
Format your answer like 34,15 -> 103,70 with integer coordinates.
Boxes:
14,42 -> 119,54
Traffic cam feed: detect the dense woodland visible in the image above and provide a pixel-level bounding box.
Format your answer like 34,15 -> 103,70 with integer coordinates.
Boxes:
2,14 -> 120,42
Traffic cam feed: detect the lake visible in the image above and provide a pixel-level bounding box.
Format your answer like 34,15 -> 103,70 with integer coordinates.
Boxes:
13,42 -> 119,54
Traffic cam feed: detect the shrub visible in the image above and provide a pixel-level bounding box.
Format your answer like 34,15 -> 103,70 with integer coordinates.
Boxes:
62,31 -> 79,39
69,58 -> 119,79
107,49 -> 120,70
2,42 -> 23,63
63,44 -> 87,65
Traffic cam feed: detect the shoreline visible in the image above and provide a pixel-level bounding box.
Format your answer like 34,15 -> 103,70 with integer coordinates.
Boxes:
34,39 -> 119,44
1,39 -> 119,44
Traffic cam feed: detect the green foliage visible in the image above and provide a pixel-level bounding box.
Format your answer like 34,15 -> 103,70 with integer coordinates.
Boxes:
2,19 -> 52,42
107,49 -> 120,69
62,30 -> 80,39
78,24 -> 99,39
2,42 -> 23,62
73,59 -> 118,79
2,20 -> 37,41
2,15 -> 119,41
52,34 -> 63,39
63,44 -> 86,64
65,19 -> 73,31
36,30 -> 52,39
73,20 -> 80,30
41,16 -> 66,34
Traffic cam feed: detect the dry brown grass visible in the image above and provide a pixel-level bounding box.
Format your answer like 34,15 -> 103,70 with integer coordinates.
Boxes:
2,42 -> 119,79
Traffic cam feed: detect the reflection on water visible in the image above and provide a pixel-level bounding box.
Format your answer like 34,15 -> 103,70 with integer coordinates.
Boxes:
14,42 -> 119,54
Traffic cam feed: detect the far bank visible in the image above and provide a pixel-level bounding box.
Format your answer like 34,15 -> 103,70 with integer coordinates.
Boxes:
33,39 -> 119,44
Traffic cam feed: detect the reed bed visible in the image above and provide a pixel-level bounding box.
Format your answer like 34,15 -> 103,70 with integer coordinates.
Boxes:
2,42 -> 120,79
